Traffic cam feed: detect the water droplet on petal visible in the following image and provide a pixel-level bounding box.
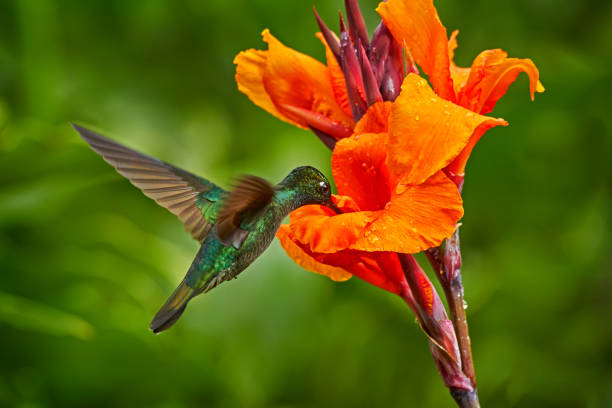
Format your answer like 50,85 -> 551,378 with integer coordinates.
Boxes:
463,300 -> 468,310
415,115 -> 420,121
361,162 -> 368,169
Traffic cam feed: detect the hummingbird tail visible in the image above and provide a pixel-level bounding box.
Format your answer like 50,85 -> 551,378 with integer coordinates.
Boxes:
150,280 -> 196,334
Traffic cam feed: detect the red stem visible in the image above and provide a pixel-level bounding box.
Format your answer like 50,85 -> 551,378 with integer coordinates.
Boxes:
428,228 -> 477,389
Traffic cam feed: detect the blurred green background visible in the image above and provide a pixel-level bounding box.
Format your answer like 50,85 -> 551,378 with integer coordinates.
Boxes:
0,0 -> 610,407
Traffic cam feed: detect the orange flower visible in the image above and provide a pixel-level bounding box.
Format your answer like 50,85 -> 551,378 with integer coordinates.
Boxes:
234,0 -> 536,288
377,0 -> 544,176
234,29 -> 354,146
276,74 -> 505,292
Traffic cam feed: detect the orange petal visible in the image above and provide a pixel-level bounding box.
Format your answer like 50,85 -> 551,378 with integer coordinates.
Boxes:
277,225 -> 352,282
288,195 -> 370,254
332,132 -> 391,210
350,171 -> 464,253
289,194 -> 361,221
290,209 -> 376,254
377,0 -> 455,101
448,30 -> 472,97
354,101 -> 393,134
261,30 -> 353,128
387,74 -> 507,185
234,48 -> 292,126
448,29 -> 459,63
316,32 -> 353,119
446,117 -> 508,176
278,225 -> 407,294
456,48 -> 544,114
290,172 -> 463,254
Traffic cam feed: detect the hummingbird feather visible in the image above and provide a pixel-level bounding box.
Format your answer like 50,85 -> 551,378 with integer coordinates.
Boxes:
72,123 -> 224,243
149,279 -> 196,333
216,175 -> 274,249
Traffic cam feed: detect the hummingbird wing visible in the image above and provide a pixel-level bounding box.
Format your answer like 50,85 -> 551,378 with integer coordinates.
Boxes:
151,177 -> 275,333
73,124 -> 225,243
216,175 -> 274,249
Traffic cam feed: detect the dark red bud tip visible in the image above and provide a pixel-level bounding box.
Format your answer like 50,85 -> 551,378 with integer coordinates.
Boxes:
358,40 -> 382,106
340,30 -> 367,121
370,22 -> 391,84
381,67 -> 401,101
344,0 -> 370,52
339,11 -> 348,36
381,40 -> 403,101
313,6 -> 341,65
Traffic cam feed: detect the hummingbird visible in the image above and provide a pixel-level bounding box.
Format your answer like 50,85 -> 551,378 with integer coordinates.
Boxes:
72,124 -> 339,333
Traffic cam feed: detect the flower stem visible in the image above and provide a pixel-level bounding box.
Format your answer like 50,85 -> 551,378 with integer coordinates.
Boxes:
427,228 -> 477,388
451,387 -> 480,408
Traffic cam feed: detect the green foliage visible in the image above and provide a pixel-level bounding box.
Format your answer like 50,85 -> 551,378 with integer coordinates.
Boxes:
0,0 -> 610,407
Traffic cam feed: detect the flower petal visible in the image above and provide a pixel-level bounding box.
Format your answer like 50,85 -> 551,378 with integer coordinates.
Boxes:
262,30 -> 353,128
290,208 -> 376,253
456,49 -> 544,114
290,172 -> 463,254
446,117 -> 508,176
278,225 -> 407,294
316,32 -> 353,119
377,0 -> 455,101
234,30 -> 354,130
234,48 -> 291,125
332,132 -> 391,210
351,171 -> 464,253
354,101 -> 393,134
387,74 -> 506,185
277,225 -> 352,282
447,30 -> 472,97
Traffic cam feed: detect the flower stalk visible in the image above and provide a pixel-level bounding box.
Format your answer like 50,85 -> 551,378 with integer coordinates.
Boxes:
427,228 -> 479,407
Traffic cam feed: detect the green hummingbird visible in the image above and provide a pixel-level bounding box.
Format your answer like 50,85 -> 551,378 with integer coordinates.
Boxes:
72,124 -> 339,333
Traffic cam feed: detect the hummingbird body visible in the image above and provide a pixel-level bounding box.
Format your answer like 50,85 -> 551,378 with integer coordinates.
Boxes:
191,190 -> 297,291
72,124 -> 336,333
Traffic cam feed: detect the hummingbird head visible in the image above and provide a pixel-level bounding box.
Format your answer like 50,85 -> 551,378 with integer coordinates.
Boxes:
278,166 -> 340,213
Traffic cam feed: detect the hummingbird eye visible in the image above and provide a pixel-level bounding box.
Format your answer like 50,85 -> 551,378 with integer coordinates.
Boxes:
319,181 -> 330,195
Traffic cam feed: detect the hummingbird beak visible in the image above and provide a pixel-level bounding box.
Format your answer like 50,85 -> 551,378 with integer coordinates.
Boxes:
324,199 -> 343,214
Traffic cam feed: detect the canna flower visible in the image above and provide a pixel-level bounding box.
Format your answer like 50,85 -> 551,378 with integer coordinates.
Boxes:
234,0 -> 509,288
276,74 -> 503,295
276,75 -> 497,391
234,0 -> 543,397
378,0 -> 544,178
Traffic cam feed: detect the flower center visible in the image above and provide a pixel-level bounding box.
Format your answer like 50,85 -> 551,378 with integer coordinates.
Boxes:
314,0 -> 418,122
